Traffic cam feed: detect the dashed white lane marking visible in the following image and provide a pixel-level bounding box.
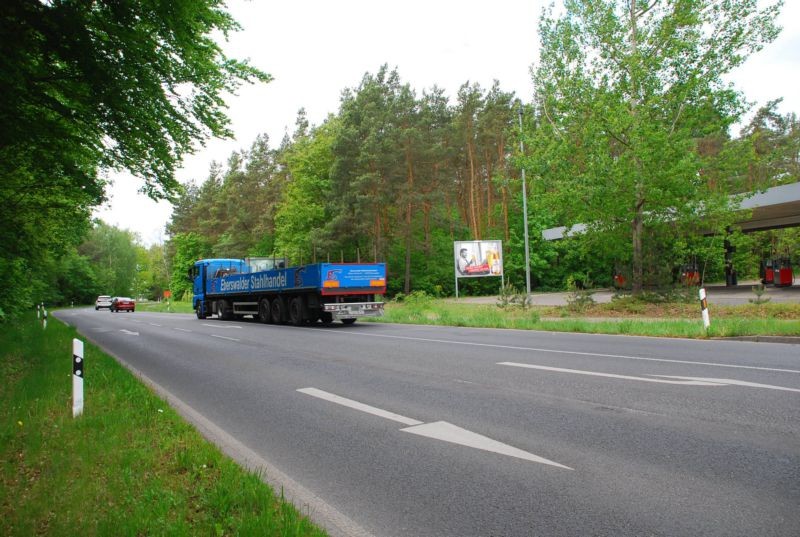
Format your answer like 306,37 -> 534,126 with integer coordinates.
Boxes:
297,388 -> 571,469
149,323 -> 162,327
173,328 -> 192,333
297,388 -> 422,426
498,362 -> 726,386
202,323 -> 242,329
210,335 -> 240,342
339,332 -> 800,373
653,375 -> 800,393
119,329 -> 140,336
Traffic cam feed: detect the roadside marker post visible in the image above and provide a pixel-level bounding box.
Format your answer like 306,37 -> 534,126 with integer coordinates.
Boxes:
72,339 -> 84,418
699,288 -> 710,330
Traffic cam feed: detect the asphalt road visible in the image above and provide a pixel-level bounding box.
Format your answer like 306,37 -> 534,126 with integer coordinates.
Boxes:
55,308 -> 800,537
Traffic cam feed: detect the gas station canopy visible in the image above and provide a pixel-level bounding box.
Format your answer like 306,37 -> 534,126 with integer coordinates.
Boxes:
542,182 -> 800,241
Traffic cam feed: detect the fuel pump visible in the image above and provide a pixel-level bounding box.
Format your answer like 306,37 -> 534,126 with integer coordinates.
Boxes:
612,264 -> 627,289
680,258 -> 700,286
775,256 -> 794,287
761,258 -> 775,285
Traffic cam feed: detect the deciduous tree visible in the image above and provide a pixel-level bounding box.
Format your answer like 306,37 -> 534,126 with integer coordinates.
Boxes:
529,0 -> 782,292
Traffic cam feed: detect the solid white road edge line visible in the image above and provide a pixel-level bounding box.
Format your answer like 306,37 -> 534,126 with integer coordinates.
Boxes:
202,323 -> 243,329
340,332 -> 800,374
297,388 -> 571,469
498,362 -> 727,386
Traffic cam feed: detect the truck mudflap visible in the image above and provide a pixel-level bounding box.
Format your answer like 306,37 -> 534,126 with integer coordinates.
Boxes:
323,302 -> 384,320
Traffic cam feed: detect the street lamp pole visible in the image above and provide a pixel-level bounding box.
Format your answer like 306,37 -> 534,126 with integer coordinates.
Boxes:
518,103 -> 531,297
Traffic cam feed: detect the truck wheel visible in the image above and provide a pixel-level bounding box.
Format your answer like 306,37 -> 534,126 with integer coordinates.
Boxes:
270,298 -> 284,324
289,297 -> 304,326
341,318 -> 356,325
258,298 -> 271,323
217,300 -> 233,320
320,312 -> 333,324
196,303 -> 206,319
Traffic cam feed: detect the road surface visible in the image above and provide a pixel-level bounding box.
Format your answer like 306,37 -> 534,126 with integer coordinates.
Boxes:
55,308 -> 800,537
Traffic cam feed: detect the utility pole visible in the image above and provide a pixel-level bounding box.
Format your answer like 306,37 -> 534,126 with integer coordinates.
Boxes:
518,103 -> 531,297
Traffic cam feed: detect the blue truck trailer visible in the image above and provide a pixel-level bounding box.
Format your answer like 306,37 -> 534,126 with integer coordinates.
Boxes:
190,257 -> 386,325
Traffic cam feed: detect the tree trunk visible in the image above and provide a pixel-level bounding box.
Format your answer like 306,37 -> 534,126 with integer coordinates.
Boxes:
485,147 -> 494,231
631,191 -> 645,294
629,2 -> 643,295
404,144 -> 414,294
466,121 -> 479,239
497,139 -> 508,241
502,185 -> 509,242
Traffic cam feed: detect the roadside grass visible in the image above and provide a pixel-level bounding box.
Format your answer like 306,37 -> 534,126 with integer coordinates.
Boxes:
131,296 -> 799,338
370,299 -> 800,338
0,315 -> 327,537
136,300 -> 194,314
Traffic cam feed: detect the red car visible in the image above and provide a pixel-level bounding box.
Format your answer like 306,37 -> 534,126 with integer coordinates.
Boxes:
110,297 -> 136,312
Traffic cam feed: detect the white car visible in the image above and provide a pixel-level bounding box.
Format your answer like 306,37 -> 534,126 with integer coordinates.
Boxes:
95,295 -> 113,310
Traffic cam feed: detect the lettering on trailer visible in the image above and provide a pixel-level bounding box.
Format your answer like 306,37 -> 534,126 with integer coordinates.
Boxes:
218,272 -> 289,293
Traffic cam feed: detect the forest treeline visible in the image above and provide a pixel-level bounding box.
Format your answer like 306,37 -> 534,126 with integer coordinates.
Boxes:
167,69 -> 527,298
162,69 -> 799,300
23,70 -> 800,311
2,0 -> 798,319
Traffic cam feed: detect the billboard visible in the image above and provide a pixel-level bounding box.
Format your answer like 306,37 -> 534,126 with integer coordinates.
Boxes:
454,240 -> 503,278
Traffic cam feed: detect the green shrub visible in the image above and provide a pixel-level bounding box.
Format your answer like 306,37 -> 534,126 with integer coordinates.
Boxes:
496,284 -> 532,310
749,284 -> 771,304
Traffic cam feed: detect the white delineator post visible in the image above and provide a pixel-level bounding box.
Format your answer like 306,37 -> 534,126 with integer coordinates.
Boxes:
699,288 -> 710,330
72,339 -> 84,417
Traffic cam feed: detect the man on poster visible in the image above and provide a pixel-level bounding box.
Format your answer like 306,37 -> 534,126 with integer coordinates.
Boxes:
457,247 -> 474,275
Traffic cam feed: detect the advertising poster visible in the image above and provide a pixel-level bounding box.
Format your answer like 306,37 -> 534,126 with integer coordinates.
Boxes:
454,240 -> 503,278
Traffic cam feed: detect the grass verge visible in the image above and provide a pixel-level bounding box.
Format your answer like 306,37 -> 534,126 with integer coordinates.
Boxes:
0,315 -> 327,536
370,299 -> 800,338
136,300 -> 194,314
131,297 -> 799,338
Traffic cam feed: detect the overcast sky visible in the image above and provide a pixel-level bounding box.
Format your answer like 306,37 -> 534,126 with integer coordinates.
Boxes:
94,0 -> 800,247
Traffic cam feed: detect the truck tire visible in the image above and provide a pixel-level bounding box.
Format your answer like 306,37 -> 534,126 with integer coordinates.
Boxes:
258,298 -> 271,324
217,300 -> 234,321
341,318 -> 357,325
196,303 -> 206,319
270,298 -> 284,324
320,311 -> 333,324
289,297 -> 304,326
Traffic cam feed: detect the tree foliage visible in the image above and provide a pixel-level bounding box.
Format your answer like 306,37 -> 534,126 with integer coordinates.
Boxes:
167,67 -> 525,296
170,232 -> 211,299
166,50 -> 797,298
528,0 -> 782,292
0,0 -> 269,318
